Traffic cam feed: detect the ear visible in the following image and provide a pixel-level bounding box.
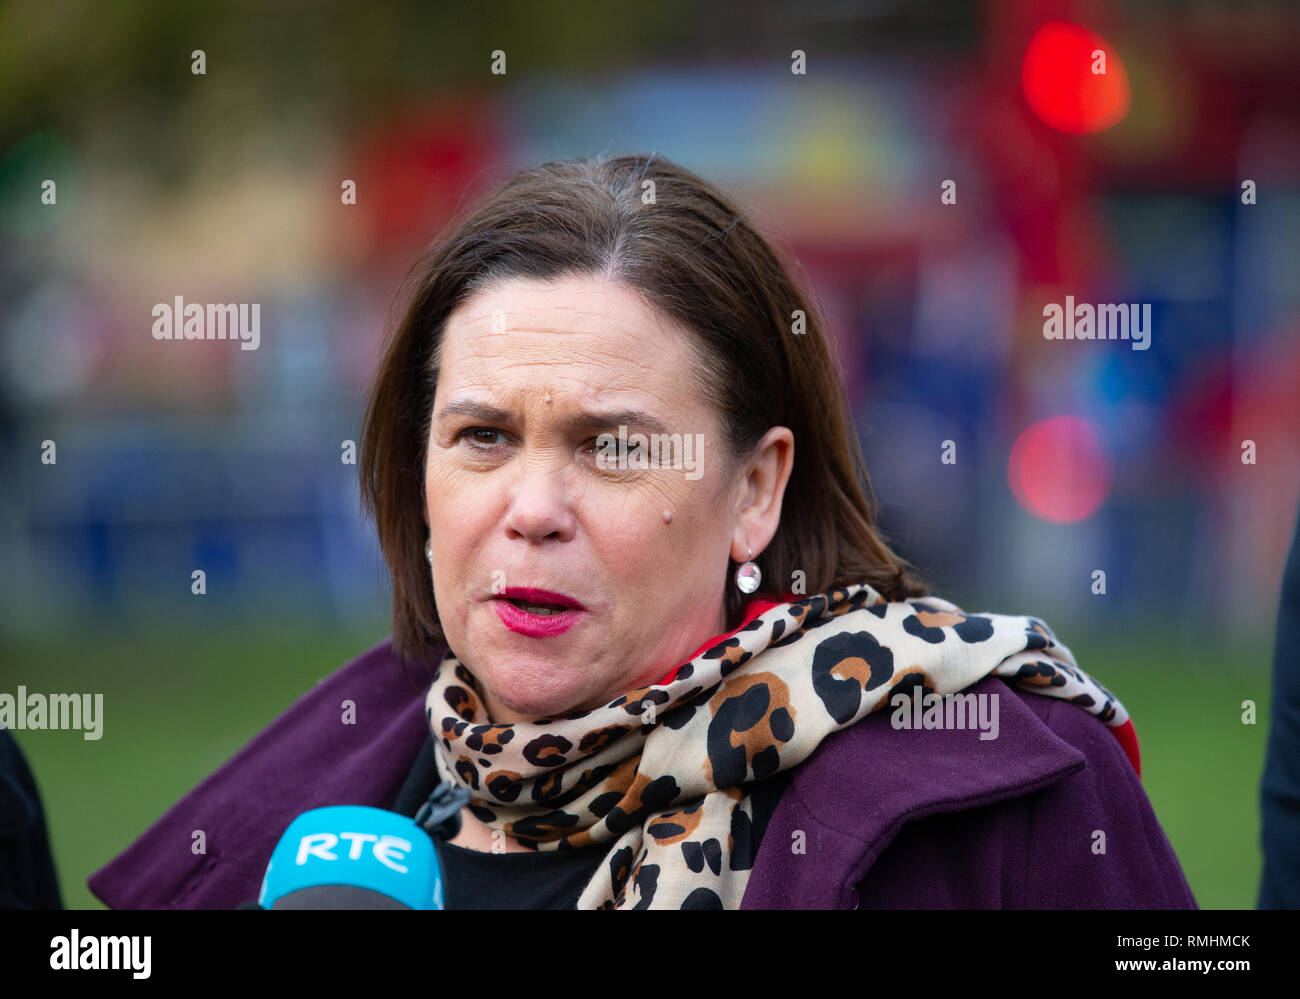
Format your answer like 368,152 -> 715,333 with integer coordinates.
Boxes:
730,427 -> 794,563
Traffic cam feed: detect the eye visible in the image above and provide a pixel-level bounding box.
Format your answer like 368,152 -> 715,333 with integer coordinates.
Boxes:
585,434 -> 648,475
458,427 -> 508,451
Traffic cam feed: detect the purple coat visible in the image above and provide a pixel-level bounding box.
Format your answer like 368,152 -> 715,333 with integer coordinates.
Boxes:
88,639 -> 1197,909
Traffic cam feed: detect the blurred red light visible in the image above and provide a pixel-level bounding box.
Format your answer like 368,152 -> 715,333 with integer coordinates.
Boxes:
1009,415 -> 1113,523
1022,21 -> 1130,134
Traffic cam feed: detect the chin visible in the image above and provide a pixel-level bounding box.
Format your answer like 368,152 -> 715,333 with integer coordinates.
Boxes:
491,688 -> 592,723
478,662 -> 595,722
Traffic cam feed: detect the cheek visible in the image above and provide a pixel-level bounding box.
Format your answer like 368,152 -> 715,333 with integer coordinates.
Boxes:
593,486 -> 717,591
424,454 -> 465,509
426,447 -> 496,513
425,466 -> 490,579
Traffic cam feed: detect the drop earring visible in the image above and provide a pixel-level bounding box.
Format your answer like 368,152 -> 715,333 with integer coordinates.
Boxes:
425,539 -> 432,564
735,545 -> 761,594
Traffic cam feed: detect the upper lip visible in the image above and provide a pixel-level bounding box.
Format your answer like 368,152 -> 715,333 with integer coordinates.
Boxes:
496,587 -> 585,610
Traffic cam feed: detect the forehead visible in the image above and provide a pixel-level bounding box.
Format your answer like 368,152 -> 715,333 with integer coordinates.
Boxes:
437,273 -> 705,402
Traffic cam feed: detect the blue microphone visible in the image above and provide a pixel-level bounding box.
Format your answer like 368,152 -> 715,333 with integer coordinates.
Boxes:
258,805 -> 444,910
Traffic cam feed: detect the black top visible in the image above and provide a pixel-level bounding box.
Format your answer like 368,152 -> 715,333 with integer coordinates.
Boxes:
0,730 -> 64,909
390,733 -> 791,909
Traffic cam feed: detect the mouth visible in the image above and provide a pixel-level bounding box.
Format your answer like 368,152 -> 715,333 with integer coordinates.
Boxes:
500,598 -> 569,616
490,587 -> 586,637
495,587 -> 584,613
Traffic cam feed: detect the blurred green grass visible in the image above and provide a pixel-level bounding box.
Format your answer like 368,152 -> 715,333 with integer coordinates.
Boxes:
2,623 -> 1275,909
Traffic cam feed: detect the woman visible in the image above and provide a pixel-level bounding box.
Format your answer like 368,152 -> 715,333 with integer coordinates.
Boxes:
89,154 -> 1195,909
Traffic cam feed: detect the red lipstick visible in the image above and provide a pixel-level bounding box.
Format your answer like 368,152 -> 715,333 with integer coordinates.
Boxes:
491,587 -> 586,638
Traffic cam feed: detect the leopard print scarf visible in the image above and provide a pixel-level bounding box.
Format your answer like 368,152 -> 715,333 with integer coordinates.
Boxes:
423,584 -> 1128,908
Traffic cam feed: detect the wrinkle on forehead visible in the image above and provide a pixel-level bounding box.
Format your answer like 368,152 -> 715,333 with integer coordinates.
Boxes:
447,311 -> 684,365
461,274 -> 687,338
438,276 -> 708,406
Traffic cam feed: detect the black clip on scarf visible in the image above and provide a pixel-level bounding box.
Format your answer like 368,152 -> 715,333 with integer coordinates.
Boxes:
414,780 -> 472,842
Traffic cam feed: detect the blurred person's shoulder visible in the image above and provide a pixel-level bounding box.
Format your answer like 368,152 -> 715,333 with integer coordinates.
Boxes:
0,729 -> 64,908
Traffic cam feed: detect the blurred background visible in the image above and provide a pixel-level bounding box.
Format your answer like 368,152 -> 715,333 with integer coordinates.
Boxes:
1,0 -> 1296,908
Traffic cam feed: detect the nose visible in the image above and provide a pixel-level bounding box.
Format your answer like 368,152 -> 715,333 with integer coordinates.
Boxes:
502,456 -> 580,544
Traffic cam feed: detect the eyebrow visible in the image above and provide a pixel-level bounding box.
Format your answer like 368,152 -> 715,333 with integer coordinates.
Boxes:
435,399 -> 672,438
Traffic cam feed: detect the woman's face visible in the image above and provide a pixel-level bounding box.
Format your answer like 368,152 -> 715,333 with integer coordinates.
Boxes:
424,272 -> 789,723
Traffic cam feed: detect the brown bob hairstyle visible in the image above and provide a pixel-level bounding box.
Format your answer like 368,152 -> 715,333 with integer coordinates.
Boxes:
360,153 -> 927,669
